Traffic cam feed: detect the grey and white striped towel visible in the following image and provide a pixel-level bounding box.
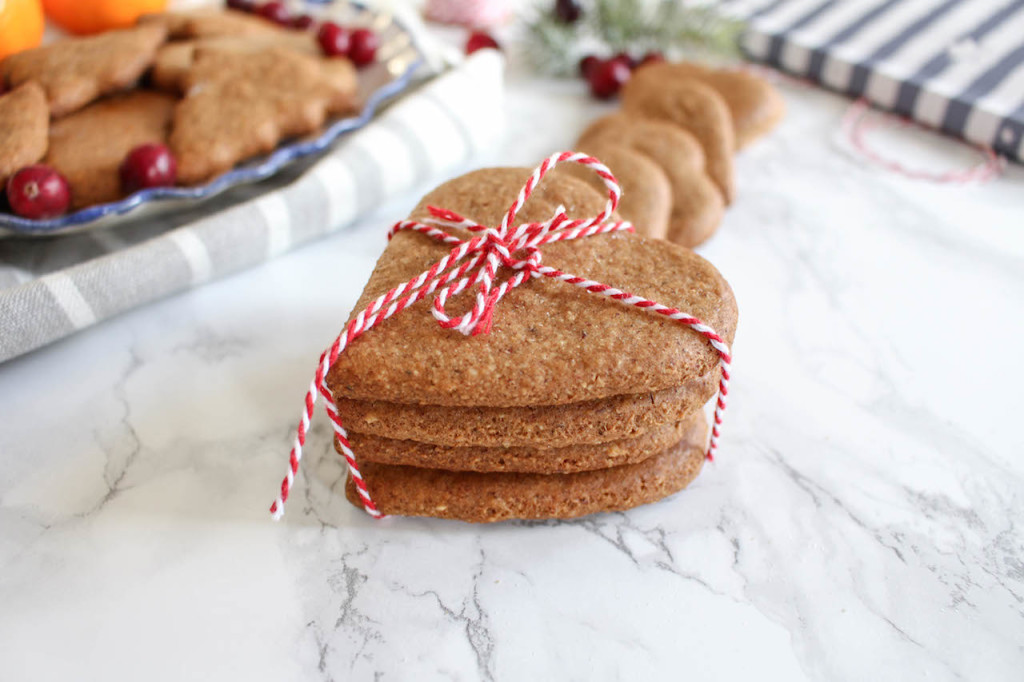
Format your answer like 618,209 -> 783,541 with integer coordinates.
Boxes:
726,0 -> 1024,161
0,51 -> 505,363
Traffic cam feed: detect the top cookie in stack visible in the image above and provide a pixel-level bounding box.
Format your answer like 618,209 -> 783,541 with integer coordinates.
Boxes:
570,60 -> 785,248
324,166 -> 738,522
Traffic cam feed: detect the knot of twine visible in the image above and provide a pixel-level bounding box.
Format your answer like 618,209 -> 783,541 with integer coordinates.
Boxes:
269,152 -> 732,520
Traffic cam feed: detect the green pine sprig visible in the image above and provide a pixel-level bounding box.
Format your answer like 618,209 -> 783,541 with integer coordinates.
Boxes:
525,0 -> 745,76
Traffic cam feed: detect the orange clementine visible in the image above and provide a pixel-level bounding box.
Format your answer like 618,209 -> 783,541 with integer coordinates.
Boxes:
42,0 -> 168,35
0,0 -> 45,61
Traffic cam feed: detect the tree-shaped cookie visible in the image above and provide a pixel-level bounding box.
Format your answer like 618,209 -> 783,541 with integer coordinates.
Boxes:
169,47 -> 358,184
1,23 -> 168,117
0,82 -> 48,186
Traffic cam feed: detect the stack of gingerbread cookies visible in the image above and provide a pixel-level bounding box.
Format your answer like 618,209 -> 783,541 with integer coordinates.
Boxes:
324,166 -> 738,522
564,61 -> 785,247
0,6 -> 360,216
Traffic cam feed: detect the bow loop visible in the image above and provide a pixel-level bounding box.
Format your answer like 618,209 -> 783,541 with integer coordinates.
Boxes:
413,153 -> 631,339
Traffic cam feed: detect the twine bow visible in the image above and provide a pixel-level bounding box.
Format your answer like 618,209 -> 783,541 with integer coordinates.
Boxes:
269,152 -> 732,520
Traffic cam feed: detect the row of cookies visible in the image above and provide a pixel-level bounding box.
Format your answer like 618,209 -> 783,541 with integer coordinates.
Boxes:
321,167 -> 738,522
0,8 -> 361,216
566,60 -> 785,247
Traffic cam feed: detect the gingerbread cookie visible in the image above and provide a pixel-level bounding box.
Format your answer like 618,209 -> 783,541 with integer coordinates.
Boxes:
45,91 -> 175,209
170,47 -> 358,184
336,379 -> 710,448
140,8 -> 280,39
326,168 -> 737,408
151,32 -> 321,93
344,419 -> 691,474
620,77 -> 736,204
632,62 -> 785,149
556,140 -> 671,240
578,113 -> 725,247
344,411 -> 708,522
1,23 -> 168,118
0,82 -> 48,186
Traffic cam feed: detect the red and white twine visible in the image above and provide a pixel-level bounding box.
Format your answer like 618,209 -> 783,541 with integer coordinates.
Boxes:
269,152 -> 732,520
841,98 -> 1004,184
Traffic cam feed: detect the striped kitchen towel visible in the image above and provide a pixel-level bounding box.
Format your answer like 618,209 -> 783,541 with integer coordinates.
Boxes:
0,51 -> 505,363
727,0 -> 1024,161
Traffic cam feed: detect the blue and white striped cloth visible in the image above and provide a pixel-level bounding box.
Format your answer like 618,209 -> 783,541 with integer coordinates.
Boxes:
726,0 -> 1024,161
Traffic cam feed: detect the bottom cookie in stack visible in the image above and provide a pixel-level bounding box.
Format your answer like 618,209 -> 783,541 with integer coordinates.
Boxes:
339,410 -> 708,522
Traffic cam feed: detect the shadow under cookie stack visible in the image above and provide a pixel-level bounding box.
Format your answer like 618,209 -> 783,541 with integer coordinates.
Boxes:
320,166 -> 738,523
567,60 -> 785,247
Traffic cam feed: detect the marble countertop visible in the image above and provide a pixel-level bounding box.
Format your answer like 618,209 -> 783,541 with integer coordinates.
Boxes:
2,43 -> 1023,682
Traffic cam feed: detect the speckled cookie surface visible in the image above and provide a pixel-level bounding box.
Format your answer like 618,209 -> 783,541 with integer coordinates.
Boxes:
1,23 -> 168,118
344,413 -> 708,522
556,140 -> 671,240
151,32 -> 320,93
620,77 -> 735,204
170,48 -> 358,184
335,379 -> 710,448
44,91 -> 175,209
326,167 -> 737,408
342,417 -> 693,473
634,62 -> 785,149
578,113 -> 725,247
0,82 -> 48,186
141,8 -> 281,39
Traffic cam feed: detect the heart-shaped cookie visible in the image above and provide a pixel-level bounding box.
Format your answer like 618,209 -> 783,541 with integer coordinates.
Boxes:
631,61 -> 785,149
342,419 -> 690,473
325,167 -> 737,409
343,410 -> 709,522
620,77 -> 736,204
555,138 -> 672,240
578,113 -> 725,247
270,158 -> 736,522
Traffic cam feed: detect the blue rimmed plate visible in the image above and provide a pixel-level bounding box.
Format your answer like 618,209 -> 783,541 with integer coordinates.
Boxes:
0,1 -> 427,237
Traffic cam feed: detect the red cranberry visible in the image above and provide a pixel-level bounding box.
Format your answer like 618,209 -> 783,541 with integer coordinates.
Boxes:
6,165 -> 71,219
226,0 -> 254,11
554,0 -> 582,23
291,14 -> 315,30
612,52 -> 638,69
588,58 -> 631,99
119,144 -> 177,193
317,22 -> 351,57
579,55 -> 600,78
257,1 -> 290,25
639,51 -> 666,67
348,28 -> 379,66
466,31 -> 499,55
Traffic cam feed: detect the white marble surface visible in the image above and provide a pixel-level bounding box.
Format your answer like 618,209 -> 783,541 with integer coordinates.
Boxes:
2,36 -> 1024,682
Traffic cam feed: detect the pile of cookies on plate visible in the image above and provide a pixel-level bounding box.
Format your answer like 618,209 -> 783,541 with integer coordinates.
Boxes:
321,167 -> 738,522
567,60 -> 785,247
0,4 -> 371,219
